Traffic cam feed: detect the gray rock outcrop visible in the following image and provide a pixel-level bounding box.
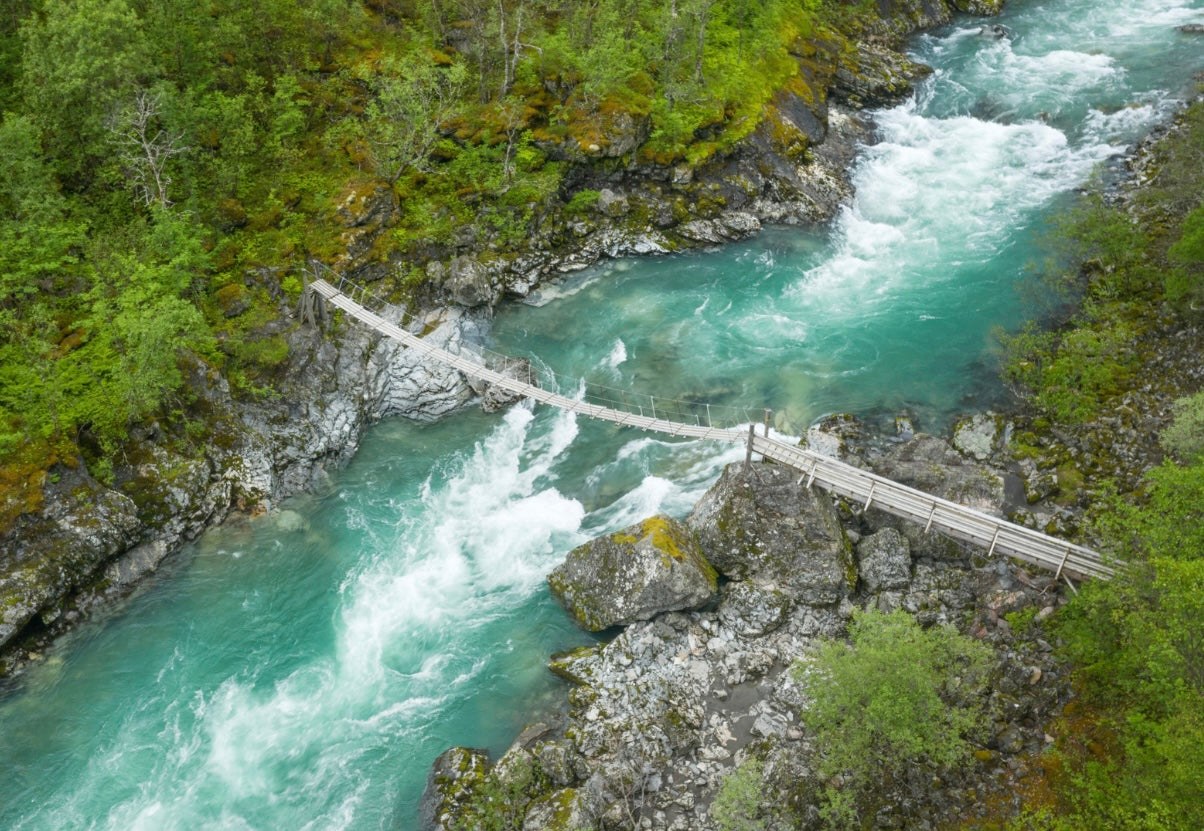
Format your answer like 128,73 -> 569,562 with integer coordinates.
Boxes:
687,463 -> 854,606
428,428 -> 1072,831
548,515 -> 718,631
873,433 -> 1007,516
856,527 -> 912,593
0,298 -> 504,666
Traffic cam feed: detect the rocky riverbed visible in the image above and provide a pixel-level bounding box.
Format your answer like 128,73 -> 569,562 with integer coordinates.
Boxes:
422,421 -> 1076,830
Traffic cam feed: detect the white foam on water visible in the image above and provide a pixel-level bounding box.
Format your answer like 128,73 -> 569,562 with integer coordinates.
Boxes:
337,404 -> 584,686
592,475 -> 678,529
604,338 -> 628,371
785,101 -> 1122,315
5,2 -> 1204,830
615,436 -> 667,462
35,403 -> 591,831
1100,0 -> 1201,38
1082,97 -> 1173,144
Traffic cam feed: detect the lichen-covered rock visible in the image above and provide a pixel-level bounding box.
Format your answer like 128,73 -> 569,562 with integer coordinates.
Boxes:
548,515 -> 718,631
522,788 -> 593,831
873,434 -> 1006,516
953,0 -> 1005,15
832,41 -> 934,109
804,412 -> 864,460
595,188 -> 629,218
549,644 -> 605,685
676,212 -> 762,244
420,746 -> 491,831
717,579 -> 793,637
687,463 -> 854,606
953,412 -> 1004,461
856,528 -> 912,592
0,464 -> 140,649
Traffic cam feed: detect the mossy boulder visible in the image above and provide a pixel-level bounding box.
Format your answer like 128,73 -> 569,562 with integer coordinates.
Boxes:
832,40 -> 933,110
548,644 -> 604,685
215,283 -> 251,319
547,515 -> 718,631
420,746 -> 490,831
687,463 -> 854,606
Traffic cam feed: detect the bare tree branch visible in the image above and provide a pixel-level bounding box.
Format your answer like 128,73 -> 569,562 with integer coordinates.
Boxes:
109,89 -> 187,209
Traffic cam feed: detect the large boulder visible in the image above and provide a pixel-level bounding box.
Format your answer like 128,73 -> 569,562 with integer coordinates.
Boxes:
547,515 -> 718,631
446,255 -> 500,308
865,434 -> 1008,562
874,434 -> 1006,514
953,412 -> 1005,461
687,463 -> 854,606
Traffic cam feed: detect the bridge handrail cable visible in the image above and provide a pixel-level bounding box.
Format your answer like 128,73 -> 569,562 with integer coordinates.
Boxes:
306,276 -> 1114,582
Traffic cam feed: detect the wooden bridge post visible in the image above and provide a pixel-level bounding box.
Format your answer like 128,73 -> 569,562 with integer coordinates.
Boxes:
744,424 -> 755,472
763,409 -> 772,437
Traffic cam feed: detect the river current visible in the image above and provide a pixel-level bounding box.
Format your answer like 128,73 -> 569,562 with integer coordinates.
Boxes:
2,1 -> 1202,828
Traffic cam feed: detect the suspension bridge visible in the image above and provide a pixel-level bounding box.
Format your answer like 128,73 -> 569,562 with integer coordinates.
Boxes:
303,276 -> 1114,583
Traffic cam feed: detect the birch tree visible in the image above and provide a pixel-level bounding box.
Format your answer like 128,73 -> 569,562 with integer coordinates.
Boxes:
362,55 -> 468,184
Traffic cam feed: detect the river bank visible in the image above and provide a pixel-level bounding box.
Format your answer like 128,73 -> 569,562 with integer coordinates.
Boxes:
421,88 -> 1204,830
0,0 -> 978,676
423,419 -> 1083,830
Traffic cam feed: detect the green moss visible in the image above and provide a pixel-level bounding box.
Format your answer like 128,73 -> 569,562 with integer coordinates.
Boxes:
638,515 -> 685,562
1056,464 -> 1086,505
548,645 -> 602,685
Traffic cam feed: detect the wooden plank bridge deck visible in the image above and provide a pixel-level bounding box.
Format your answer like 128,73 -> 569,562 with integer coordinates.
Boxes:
308,278 -> 1113,582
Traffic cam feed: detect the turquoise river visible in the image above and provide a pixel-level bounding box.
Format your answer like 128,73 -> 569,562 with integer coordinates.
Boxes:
3,1 -> 1203,828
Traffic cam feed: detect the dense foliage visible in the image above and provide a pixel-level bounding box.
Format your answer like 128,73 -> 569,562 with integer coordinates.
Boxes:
712,758 -> 768,831
1018,458 -> 1204,830
0,0 -> 865,515
1002,98 -> 1204,829
793,609 -> 993,828
1003,102 -> 1204,424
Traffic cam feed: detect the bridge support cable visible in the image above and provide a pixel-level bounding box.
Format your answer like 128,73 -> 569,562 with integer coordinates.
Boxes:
307,277 -> 1114,581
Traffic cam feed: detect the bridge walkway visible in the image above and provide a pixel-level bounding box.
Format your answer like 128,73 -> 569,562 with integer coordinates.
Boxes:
307,277 -> 1112,581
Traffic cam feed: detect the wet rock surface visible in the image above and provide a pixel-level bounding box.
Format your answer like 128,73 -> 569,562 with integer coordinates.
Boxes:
427,429 -> 1078,831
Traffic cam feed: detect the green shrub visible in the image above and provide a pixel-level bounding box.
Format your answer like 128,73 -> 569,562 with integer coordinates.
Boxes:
711,758 -> 767,831
1161,391 -> 1204,461
792,609 -> 993,828
565,189 -> 601,215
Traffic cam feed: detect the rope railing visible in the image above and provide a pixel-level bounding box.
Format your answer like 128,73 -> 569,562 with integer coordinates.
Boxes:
310,266 -> 764,430
304,272 -> 1115,581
